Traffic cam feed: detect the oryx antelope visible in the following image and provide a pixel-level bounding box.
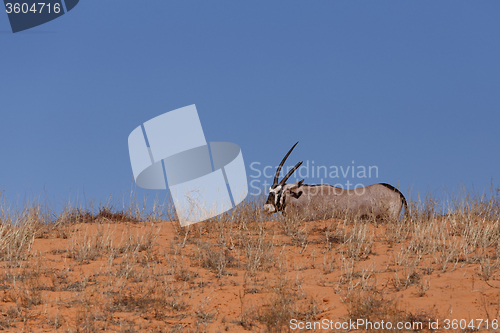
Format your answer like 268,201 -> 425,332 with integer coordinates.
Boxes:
263,142 -> 408,221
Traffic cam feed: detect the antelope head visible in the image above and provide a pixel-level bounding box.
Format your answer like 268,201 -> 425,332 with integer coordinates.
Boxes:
263,142 -> 304,214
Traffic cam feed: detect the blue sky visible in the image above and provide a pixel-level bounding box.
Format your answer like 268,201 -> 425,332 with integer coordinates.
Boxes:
1,1 -> 499,214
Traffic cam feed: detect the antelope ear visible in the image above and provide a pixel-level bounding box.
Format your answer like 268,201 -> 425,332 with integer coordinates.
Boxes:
284,181 -> 302,191
298,179 -> 304,187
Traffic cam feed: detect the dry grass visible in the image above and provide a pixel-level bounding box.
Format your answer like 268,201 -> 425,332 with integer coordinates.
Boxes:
0,186 -> 499,332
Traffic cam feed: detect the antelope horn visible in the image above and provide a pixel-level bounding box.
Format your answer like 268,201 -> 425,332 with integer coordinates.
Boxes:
273,142 -> 299,186
279,161 -> 303,186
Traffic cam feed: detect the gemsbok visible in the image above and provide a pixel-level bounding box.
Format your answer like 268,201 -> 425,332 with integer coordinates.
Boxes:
263,142 -> 408,221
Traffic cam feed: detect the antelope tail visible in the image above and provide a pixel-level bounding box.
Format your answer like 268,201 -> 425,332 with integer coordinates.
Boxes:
379,183 -> 409,218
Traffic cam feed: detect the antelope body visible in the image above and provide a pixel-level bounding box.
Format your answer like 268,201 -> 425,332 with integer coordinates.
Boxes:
263,143 -> 407,221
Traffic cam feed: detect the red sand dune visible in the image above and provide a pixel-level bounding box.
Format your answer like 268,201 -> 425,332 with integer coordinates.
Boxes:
0,216 -> 499,332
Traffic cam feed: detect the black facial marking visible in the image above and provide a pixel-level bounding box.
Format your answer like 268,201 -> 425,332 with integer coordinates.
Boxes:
266,192 -> 275,205
266,187 -> 285,212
